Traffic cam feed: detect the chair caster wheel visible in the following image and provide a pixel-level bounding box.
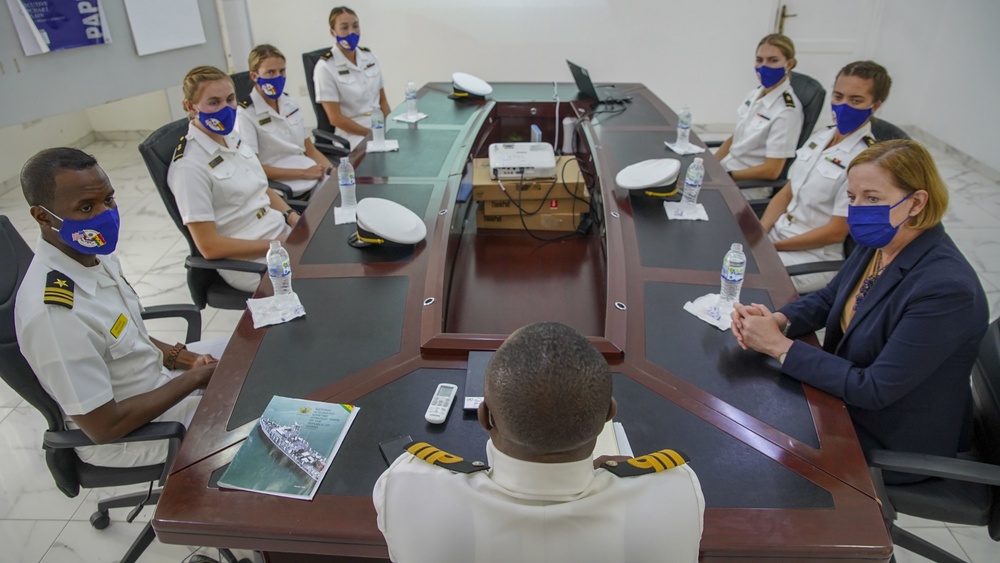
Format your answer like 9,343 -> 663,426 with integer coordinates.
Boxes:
90,510 -> 111,530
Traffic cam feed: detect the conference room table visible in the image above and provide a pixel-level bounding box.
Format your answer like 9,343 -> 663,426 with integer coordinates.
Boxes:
152,82 -> 893,562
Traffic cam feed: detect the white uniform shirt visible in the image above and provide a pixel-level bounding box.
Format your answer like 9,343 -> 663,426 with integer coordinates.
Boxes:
374,440 -> 705,563
235,89 -> 320,196
312,46 -> 384,148
167,122 -> 290,292
720,80 -> 804,172
14,238 -> 200,467
770,122 -> 875,292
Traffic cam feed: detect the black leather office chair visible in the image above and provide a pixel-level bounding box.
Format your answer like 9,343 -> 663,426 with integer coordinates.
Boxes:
0,215 -> 200,562
869,318 -> 1000,563
138,119 -> 266,310
230,71 -> 255,102
871,118 -> 910,143
301,47 -> 352,158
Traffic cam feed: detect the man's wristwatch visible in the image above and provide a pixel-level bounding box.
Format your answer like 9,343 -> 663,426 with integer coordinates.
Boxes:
778,351 -> 788,365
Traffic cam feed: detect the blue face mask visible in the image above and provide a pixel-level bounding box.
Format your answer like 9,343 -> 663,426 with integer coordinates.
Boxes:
256,75 -> 286,99
831,103 -> 873,135
336,32 -> 360,51
756,65 -> 786,89
42,206 -> 120,255
847,193 -> 913,248
198,104 -> 236,136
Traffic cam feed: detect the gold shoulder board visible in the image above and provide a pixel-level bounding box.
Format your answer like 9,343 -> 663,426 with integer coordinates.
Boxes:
601,448 -> 689,477
406,441 -> 489,474
44,270 -> 75,309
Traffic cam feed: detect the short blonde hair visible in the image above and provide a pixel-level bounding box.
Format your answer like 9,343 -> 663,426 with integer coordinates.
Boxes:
181,65 -> 232,109
248,44 -> 285,74
757,33 -> 796,69
848,139 -> 948,230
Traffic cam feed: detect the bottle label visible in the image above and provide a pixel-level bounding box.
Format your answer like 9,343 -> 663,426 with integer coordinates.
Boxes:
339,173 -> 355,187
269,261 -> 291,277
721,266 -> 745,282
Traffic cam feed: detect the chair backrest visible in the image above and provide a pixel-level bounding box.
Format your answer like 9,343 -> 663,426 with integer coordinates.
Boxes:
971,317 -> 1000,538
138,119 -> 218,309
231,71 -> 255,103
302,47 -> 336,134
0,215 -> 83,496
871,118 -> 910,142
789,71 -> 826,149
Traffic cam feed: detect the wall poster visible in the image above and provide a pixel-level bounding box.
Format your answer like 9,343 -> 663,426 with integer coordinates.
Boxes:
6,0 -> 112,56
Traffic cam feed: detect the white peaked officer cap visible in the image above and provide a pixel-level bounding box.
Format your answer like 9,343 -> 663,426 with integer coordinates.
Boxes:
451,72 -> 492,100
348,198 -> 428,248
615,158 -> 682,197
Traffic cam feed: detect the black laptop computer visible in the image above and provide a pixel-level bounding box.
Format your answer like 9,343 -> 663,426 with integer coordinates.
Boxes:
566,60 -> 631,105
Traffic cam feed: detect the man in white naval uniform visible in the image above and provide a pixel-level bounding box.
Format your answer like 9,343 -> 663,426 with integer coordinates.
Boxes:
374,322 -> 705,563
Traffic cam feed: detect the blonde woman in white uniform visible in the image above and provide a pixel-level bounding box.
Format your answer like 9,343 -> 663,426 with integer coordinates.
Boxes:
715,34 -> 804,184
235,44 -> 332,197
760,61 -> 892,293
312,6 -> 392,150
168,66 -> 300,293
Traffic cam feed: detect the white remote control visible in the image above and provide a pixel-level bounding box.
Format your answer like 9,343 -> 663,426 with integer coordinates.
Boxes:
425,383 -> 458,424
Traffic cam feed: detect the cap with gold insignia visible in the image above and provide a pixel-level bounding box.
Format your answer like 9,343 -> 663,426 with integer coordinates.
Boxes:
44,270 -> 75,309
348,198 -> 428,248
615,158 -> 682,197
450,72 -> 492,101
601,448 -> 689,477
405,441 -> 489,474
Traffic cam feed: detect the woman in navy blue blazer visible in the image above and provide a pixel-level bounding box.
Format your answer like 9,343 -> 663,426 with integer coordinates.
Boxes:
731,139 -> 988,484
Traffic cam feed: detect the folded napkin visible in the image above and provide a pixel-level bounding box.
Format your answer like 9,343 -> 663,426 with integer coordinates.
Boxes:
664,201 -> 709,221
392,112 -> 428,123
683,293 -> 732,331
334,206 -> 357,224
664,141 -> 706,155
366,139 -> 400,152
247,293 -> 306,328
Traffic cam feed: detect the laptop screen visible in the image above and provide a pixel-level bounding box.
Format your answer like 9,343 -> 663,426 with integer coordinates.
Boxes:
567,60 -> 600,100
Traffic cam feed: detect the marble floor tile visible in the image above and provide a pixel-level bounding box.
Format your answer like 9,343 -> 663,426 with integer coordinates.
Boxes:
69,483 -> 156,524
114,230 -> 184,283
0,378 -> 23,408
146,237 -> 193,278
0,520 -> 66,563
39,519 -> 207,563
949,525 -> 1000,563
0,408 -> 88,521
891,525 -> 970,562
205,308 -> 247,334
0,407 -> 12,424
131,273 -> 193,307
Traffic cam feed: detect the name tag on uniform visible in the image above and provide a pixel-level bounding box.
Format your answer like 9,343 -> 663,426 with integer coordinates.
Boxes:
258,117 -> 272,126
208,156 -> 224,168
110,314 -> 128,339
338,70 -> 350,75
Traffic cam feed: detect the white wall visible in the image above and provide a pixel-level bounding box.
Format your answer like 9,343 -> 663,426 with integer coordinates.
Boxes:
245,0 -> 777,128
0,111 -> 92,190
86,91 -> 174,133
872,0 -> 1000,172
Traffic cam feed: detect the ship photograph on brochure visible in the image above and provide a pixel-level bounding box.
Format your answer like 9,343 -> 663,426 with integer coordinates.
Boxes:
258,418 -> 326,481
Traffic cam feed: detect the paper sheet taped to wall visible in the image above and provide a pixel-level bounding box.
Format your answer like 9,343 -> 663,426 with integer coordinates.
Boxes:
123,0 -> 205,56
6,0 -> 112,56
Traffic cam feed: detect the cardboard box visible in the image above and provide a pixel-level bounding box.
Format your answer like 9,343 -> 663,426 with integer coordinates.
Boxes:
472,156 -> 590,202
479,197 -> 588,217
476,206 -> 583,232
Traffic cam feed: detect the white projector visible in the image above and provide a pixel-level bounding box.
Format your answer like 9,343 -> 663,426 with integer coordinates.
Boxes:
488,142 -> 557,180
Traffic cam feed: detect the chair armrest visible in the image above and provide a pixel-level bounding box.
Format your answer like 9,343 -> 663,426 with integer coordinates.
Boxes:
736,179 -> 785,191
185,256 -> 267,274
313,129 -> 349,148
141,304 -> 202,343
869,449 -> 1000,487
704,140 -> 723,148
287,200 -> 308,213
43,422 -> 186,449
786,260 -> 845,277
749,199 -> 769,218
268,180 -> 293,199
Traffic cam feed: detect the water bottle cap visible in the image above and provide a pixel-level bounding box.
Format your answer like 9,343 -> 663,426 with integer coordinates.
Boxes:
270,240 -> 281,248
731,243 -> 742,252
693,157 -> 704,165
340,157 -> 350,163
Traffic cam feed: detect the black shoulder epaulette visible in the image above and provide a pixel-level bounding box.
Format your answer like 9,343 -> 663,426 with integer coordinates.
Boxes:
406,441 -> 489,474
359,46 -> 371,52
321,50 -> 333,60
601,448 -> 689,477
863,135 -> 876,147
172,135 -> 187,162
44,270 -> 74,309
238,98 -> 251,108
783,91 -> 795,108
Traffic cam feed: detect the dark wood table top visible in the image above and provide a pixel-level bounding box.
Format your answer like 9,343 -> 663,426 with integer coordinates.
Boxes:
152,83 -> 892,562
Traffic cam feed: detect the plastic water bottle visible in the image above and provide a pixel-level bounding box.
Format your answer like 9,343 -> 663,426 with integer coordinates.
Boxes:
337,157 -> 357,209
371,104 -> 385,149
681,157 -> 705,207
405,81 -> 418,119
266,240 -> 294,317
676,106 -> 692,149
719,243 -> 746,311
